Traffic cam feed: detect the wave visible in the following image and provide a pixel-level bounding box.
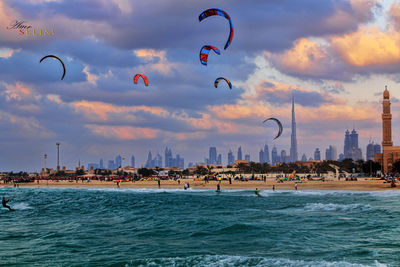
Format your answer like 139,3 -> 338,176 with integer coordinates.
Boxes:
301,203 -> 372,213
12,202 -> 32,210
126,255 -> 387,267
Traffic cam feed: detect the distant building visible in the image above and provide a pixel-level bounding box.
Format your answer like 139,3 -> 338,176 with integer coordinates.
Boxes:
290,95 -> 298,162
271,147 -> 279,165
264,144 -> 270,163
259,149 -> 264,163
325,145 -> 337,160
115,155 -> 122,168
281,150 -> 287,163
237,146 -> 242,161
217,154 -> 222,165
245,154 -> 250,162
88,163 -> 99,170
301,154 -> 307,162
228,150 -> 235,166
131,155 -> 135,168
99,158 -> 104,169
314,148 -> 321,161
344,129 -> 362,161
108,160 -> 115,170
338,153 -> 345,161
209,147 -> 217,165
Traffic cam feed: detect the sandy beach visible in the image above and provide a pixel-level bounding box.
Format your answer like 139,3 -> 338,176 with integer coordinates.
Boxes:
4,178 -> 399,191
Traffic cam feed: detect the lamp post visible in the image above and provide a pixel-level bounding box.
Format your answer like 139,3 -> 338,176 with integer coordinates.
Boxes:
56,142 -> 60,171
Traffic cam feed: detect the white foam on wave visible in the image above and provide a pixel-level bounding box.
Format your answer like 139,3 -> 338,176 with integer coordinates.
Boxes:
12,202 -> 32,210
127,255 -> 387,267
302,203 -> 372,213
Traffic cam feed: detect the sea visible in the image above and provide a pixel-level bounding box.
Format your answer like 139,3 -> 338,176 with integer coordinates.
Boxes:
1,187 -> 399,266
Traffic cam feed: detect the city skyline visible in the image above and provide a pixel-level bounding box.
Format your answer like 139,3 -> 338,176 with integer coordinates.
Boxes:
1,1 -> 399,171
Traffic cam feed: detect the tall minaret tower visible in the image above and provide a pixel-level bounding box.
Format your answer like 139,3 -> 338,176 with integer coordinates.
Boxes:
290,94 -> 298,162
382,86 -> 393,147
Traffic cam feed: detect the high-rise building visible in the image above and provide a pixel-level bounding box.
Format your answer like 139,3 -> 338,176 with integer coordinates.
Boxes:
301,154 -> 307,161
99,158 -> 104,169
131,155 -> 135,168
344,129 -> 362,161
228,150 -> 235,166
108,160 -> 115,170
259,149 -> 264,163
271,147 -> 278,165
245,154 -> 250,162
374,144 -> 381,155
209,147 -> 217,165
237,146 -> 242,161
325,145 -> 337,160
217,154 -> 222,165
281,150 -> 287,163
155,154 -> 162,167
290,95 -> 298,162
367,142 -> 382,161
264,144 -> 270,163
314,148 -> 321,161
115,155 -> 122,168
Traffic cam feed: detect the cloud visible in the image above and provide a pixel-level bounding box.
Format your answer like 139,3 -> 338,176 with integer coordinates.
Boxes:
331,26 -> 400,67
86,125 -> 159,140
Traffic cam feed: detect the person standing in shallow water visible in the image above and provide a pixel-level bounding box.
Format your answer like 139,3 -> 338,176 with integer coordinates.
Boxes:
294,182 -> 298,191
158,178 -> 161,188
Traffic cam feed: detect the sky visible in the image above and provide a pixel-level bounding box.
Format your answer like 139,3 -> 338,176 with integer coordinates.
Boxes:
1,0 -> 400,171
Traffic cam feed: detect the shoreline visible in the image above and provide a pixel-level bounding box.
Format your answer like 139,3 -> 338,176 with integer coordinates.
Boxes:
2,178 -> 399,191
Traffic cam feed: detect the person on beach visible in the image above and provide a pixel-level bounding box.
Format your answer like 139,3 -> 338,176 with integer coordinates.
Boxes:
184,183 -> 188,190
229,177 -> 232,184
272,185 -> 275,191
158,178 -> 161,189
294,183 -> 298,191
216,184 -> 221,192
2,197 -> 14,211
177,178 -> 180,185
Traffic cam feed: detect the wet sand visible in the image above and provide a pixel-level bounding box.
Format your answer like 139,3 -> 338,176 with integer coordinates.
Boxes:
5,178 -> 399,191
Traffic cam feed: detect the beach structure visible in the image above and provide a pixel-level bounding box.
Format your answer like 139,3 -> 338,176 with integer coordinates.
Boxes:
290,95 -> 298,162
375,86 -> 400,173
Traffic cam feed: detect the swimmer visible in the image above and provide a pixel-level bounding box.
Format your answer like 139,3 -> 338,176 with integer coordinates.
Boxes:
255,188 -> 261,197
2,197 -> 14,211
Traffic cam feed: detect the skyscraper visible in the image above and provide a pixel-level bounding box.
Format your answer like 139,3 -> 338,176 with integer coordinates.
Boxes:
99,158 -> 104,169
115,155 -> 122,168
245,154 -> 250,162
314,148 -> 321,160
367,142 -> 381,161
264,144 -> 270,163
325,145 -> 337,160
209,147 -> 217,165
344,129 -> 362,161
290,95 -> 298,162
271,147 -> 278,165
217,154 -> 222,165
228,150 -> 235,166
301,154 -> 307,161
131,155 -> 135,168
259,149 -> 264,163
237,146 -> 242,161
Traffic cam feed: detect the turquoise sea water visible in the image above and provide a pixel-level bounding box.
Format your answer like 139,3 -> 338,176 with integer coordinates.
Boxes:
1,187 -> 399,266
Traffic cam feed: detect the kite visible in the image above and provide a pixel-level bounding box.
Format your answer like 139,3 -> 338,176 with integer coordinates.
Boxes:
39,55 -> 66,80
200,45 -> 221,65
199,8 -> 234,50
214,77 -> 232,89
133,74 -> 149,86
262,118 -> 283,140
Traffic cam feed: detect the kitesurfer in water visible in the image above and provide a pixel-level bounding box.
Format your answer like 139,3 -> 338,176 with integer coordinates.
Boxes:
2,197 -> 14,211
255,188 -> 261,197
